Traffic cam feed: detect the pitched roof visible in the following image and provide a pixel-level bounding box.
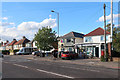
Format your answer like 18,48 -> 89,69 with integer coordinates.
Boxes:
60,31 -> 84,39
8,39 -> 17,46
84,27 -> 110,37
14,38 -> 30,45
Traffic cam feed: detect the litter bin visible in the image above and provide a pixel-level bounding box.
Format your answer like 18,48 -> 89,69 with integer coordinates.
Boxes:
101,50 -> 104,56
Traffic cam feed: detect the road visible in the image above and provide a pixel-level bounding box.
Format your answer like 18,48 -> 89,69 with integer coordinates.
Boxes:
2,55 -> 119,80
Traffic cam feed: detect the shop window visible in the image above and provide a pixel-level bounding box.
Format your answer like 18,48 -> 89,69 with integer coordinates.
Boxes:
67,39 -> 71,42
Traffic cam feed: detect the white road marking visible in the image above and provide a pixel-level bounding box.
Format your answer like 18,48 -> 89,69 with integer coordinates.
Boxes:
10,63 -> 74,79
13,64 -> 28,68
3,61 -> 9,64
36,69 -> 74,79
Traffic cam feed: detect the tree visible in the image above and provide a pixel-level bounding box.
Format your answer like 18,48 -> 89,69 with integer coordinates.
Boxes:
34,27 -> 57,52
106,23 -> 120,53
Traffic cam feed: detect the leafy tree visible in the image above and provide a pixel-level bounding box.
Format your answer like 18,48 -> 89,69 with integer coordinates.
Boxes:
34,27 -> 57,52
106,23 -> 120,53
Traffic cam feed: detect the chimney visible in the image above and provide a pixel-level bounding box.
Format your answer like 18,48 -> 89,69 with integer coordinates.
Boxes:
1,42 -> 3,46
6,40 -> 9,43
13,39 -> 16,41
23,36 -> 26,39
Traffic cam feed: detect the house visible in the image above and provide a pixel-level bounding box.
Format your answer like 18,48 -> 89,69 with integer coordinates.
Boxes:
58,31 -> 84,52
32,41 -> 37,48
6,39 -> 17,50
0,40 -> 9,50
76,27 -> 111,58
26,41 -> 33,47
14,36 -> 30,50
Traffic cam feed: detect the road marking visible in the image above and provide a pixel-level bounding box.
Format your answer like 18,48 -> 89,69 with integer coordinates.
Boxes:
11,63 -> 74,79
36,69 -> 74,79
13,64 -> 28,68
3,62 -> 9,64
61,66 -> 100,72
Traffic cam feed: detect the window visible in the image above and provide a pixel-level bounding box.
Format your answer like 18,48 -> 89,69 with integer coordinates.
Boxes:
61,48 -> 64,51
69,48 -> 72,51
101,36 -> 104,41
101,36 -> 108,41
106,36 -> 108,41
85,37 -> 92,42
67,39 -> 71,42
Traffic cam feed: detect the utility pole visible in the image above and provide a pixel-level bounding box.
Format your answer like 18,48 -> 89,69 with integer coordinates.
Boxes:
104,4 -> 108,62
110,0 -> 113,61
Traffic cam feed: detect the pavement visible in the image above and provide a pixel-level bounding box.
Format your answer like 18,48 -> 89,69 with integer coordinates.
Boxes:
20,55 -> 119,69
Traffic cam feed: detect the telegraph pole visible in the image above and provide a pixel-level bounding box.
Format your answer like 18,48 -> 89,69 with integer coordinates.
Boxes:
104,4 -> 108,62
110,0 -> 113,61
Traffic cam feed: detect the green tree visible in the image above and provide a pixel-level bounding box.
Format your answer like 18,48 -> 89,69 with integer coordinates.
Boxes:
34,27 -> 57,52
106,24 -> 120,53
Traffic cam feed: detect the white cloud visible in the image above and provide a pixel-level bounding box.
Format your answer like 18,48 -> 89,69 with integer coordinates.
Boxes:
97,14 -> 119,23
115,24 -> 120,27
0,18 -> 57,41
18,18 -> 56,31
2,17 -> 8,20
0,22 -> 15,26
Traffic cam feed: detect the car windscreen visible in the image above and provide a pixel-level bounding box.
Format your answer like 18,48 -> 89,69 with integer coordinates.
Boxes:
62,52 -> 69,54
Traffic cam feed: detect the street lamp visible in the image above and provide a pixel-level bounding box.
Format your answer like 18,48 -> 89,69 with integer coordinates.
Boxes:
51,10 -> 59,37
51,10 -> 59,58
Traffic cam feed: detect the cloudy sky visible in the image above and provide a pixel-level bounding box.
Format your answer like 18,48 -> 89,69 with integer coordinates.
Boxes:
0,2 -> 119,42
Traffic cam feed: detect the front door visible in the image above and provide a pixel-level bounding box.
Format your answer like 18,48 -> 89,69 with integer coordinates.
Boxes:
95,47 -> 99,57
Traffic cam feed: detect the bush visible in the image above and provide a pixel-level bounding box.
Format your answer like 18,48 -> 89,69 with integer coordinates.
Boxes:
100,55 -> 105,62
112,50 -> 120,57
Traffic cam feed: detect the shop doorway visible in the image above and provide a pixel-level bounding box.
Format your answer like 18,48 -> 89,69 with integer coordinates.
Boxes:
95,47 -> 99,57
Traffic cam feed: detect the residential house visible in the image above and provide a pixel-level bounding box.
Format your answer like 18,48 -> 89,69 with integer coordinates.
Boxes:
6,39 -> 17,50
58,31 -> 84,52
76,27 -> 111,58
32,41 -> 37,48
26,41 -> 33,47
0,40 -> 9,50
14,36 -> 30,50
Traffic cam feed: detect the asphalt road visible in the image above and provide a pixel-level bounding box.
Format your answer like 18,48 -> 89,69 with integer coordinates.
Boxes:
2,55 -> 119,80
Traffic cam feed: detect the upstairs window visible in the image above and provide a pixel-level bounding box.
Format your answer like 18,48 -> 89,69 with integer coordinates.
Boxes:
85,37 -> 92,42
101,35 -> 108,41
101,36 -> 104,41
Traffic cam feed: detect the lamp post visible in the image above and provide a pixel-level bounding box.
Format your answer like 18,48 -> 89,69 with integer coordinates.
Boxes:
110,0 -> 113,61
51,10 -> 59,37
51,10 -> 60,58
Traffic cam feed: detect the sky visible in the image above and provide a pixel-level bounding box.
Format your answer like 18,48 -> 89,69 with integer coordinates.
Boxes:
0,2 -> 119,42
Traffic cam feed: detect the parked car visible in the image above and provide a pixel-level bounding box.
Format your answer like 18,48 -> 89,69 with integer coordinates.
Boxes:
0,52 -> 4,58
61,51 -> 78,60
15,47 -> 37,55
32,51 -> 42,56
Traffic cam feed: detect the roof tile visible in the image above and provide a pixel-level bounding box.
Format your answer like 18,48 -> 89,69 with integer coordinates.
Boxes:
84,27 -> 110,36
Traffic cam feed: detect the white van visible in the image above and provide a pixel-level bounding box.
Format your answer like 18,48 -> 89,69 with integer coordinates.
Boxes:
16,47 -> 37,55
